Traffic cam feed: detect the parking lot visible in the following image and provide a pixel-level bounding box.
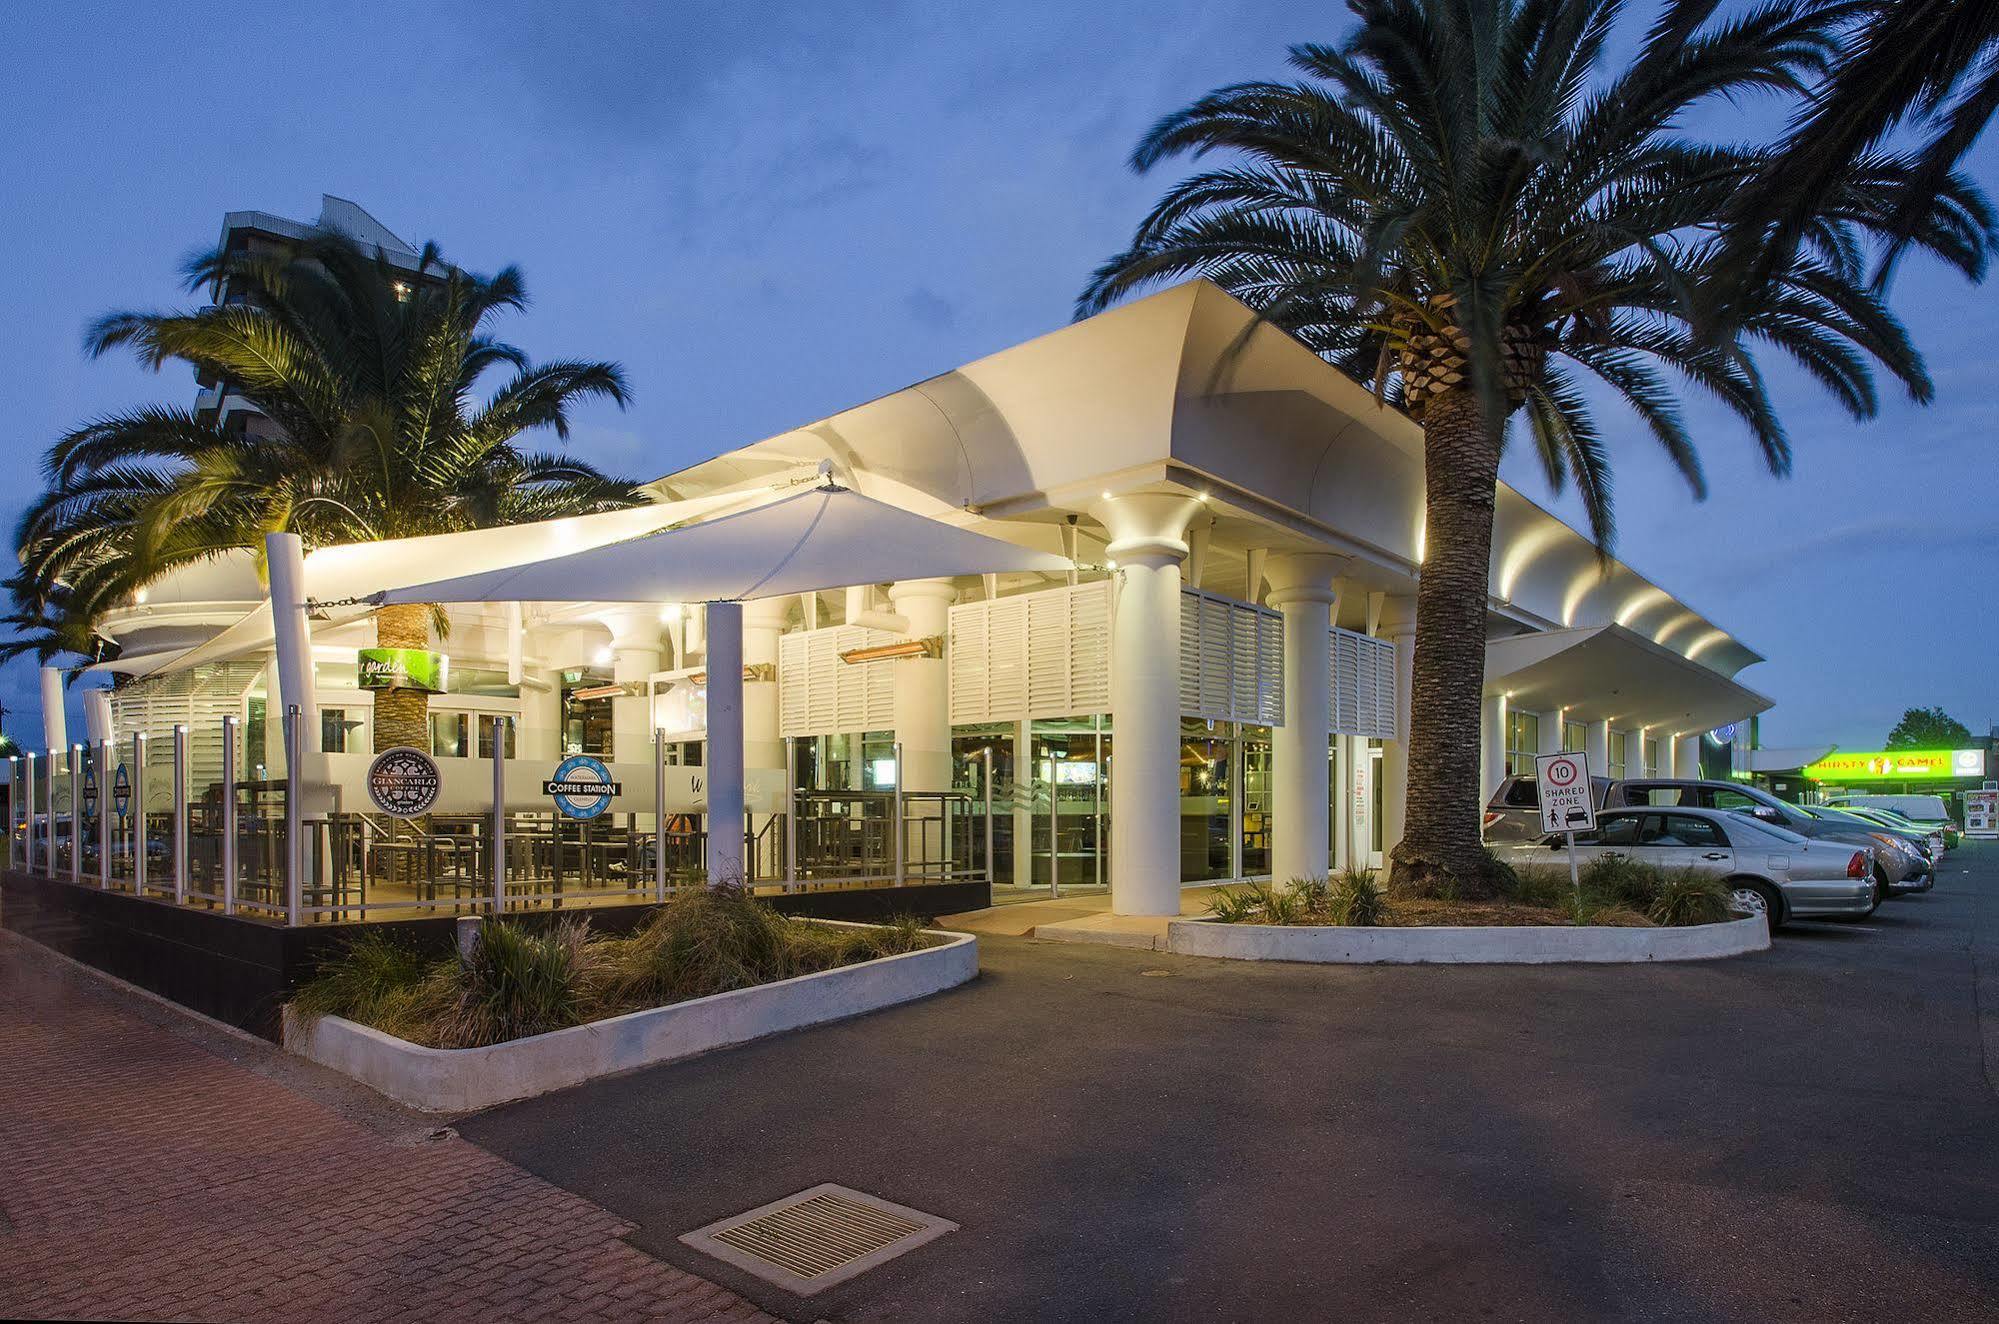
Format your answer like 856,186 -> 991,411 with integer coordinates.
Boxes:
464,845 -> 1999,1322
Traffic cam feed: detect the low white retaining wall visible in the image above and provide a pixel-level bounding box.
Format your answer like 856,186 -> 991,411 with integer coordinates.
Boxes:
1167,915 -> 1767,965
285,924 -> 978,1112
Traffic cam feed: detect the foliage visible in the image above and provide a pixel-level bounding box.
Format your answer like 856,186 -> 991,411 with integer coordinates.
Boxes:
13,228 -> 643,658
1885,705 -> 1974,750
1329,868 -> 1386,927
1648,869 -> 1734,928
291,897 -> 935,1049
1579,853 -> 1666,912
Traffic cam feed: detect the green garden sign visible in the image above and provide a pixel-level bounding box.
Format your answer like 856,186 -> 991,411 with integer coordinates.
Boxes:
357,648 -> 448,694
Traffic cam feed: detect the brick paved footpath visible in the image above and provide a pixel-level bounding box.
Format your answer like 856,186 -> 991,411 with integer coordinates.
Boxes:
0,937 -> 779,1323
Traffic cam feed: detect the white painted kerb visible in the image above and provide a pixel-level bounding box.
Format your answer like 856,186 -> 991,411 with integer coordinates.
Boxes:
1167,915 -> 1768,964
285,925 -> 978,1112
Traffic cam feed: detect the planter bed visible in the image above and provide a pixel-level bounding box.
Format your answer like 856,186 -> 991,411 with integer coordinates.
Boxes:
1167,914 -> 1767,965
285,922 -> 977,1112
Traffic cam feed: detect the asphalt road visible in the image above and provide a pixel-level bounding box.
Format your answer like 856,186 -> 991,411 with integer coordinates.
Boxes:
462,846 -> 1999,1322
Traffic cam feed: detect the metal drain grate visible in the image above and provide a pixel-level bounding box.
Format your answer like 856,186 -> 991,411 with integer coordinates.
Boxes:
679,1183 -> 957,1296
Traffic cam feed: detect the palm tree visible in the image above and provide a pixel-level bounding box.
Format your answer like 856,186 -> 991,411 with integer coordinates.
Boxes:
1080,0 -> 1993,895
1727,0 -> 1999,286
16,230 -> 643,752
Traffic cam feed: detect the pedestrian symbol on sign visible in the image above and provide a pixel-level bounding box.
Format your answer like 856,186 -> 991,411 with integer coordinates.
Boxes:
1534,750 -> 1596,901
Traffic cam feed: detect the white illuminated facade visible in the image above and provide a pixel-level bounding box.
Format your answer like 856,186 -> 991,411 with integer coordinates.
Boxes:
83,280 -> 1771,915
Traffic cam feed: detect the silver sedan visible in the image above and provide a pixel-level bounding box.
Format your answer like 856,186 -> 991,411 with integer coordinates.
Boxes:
1496,805 -> 1878,932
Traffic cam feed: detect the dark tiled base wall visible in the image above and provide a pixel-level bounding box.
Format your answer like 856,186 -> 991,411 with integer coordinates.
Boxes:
2,871 -> 990,1040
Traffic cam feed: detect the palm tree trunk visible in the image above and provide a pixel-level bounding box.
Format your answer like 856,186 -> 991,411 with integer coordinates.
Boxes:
372,602 -> 435,753
1389,387 -> 1505,898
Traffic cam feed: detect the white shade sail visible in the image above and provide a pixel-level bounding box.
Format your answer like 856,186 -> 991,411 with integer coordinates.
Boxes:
370,485 -> 1072,606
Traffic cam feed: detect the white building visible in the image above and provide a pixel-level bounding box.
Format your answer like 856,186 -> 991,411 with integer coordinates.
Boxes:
83,280 -> 1770,916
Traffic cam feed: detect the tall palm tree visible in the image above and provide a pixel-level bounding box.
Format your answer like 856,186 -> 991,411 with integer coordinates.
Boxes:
16,230 -> 643,752
1080,0 -> 1993,895
1726,0 -> 1999,288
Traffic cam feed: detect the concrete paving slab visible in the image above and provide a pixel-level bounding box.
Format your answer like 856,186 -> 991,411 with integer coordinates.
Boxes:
1032,911 -> 1173,950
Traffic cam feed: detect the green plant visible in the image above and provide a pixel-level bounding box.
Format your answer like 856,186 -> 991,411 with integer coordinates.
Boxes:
439,917 -> 596,1048
1288,876 -> 1331,911
290,930 -> 443,1035
1207,886 -> 1266,924
1649,869 -> 1734,928
1329,869 -> 1386,927
1580,855 -> 1666,912
1080,1 -> 1988,897
1503,863 -> 1570,910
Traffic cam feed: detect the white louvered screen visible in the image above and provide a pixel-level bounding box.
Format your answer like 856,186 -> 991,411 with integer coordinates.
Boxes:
777,627 -> 899,738
1328,626 -> 1398,738
948,581 -> 1111,724
1178,588 -> 1284,726
107,661 -> 263,799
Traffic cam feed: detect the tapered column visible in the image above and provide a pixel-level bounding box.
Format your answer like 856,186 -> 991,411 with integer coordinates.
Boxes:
887,579 -> 956,793
1674,734 -> 1701,781
1540,710 -> 1563,756
705,601 -> 745,883
39,666 -> 66,751
1265,553 -> 1340,884
742,598 -> 791,775
1381,606 -> 1416,854
599,607 -> 662,764
1588,720 -> 1612,777
1480,693 -> 1508,800
265,532 -> 318,746
1091,492 -> 1201,916
82,688 -> 113,745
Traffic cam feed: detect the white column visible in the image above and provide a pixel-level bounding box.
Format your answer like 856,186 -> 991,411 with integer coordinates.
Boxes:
1674,734 -> 1701,781
265,532 -> 318,743
1636,727 -> 1652,776
704,601 -> 745,883
600,607 -> 662,764
1092,492 -> 1201,916
1480,693 -> 1508,800
518,668 -> 563,761
1539,710 -> 1563,756
40,665 -> 67,752
742,598 -> 790,775
887,579 -> 957,793
1012,719 -> 1033,888
1588,719 -> 1611,777
1381,607 -> 1416,853
1265,553 -> 1340,885
83,687 -> 113,745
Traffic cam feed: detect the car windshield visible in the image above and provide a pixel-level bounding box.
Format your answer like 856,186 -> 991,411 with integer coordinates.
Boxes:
1723,811 -> 1810,846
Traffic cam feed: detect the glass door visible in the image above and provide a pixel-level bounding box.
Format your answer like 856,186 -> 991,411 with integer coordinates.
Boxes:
1366,743 -> 1386,870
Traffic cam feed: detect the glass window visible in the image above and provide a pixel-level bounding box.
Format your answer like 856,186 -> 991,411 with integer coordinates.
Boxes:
476,714 -> 516,760
559,672 -> 614,756
1240,726 -> 1271,877
1663,814 -> 1726,847
430,711 -> 471,759
1710,788 -> 1760,811
1563,719 -> 1586,752
320,707 -> 349,754
1609,731 -> 1628,780
1644,736 -> 1659,776
1590,813 -> 1643,846
1505,711 -> 1540,777
1180,718 -> 1232,882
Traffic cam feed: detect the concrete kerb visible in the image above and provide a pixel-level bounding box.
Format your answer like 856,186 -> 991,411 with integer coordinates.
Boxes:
284,923 -> 979,1112
1166,915 -> 1769,964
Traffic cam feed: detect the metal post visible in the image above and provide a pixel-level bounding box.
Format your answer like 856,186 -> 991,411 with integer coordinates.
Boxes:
19,754 -> 31,873
221,715 -> 238,915
653,728 -> 668,903
892,741 -> 905,885
44,750 -> 56,877
983,746 -> 995,888
1093,718 -> 1104,891
96,740 -> 111,889
284,706 -> 302,926
172,725 -> 188,904
133,733 -> 148,897
783,736 -> 798,891
492,719 -> 508,916
1047,748 -> 1060,899
69,745 -> 81,887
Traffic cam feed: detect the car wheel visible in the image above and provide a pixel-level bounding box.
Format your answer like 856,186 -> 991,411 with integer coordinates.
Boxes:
1728,880 -> 1783,933
1871,866 -> 1890,907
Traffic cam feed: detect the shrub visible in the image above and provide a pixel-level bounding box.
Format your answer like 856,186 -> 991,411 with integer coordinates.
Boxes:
1207,886 -> 1266,924
1648,868 -> 1733,927
1505,863 -> 1571,909
608,887 -> 796,1003
1329,869 -> 1385,926
1288,876 -> 1331,910
291,930 -> 450,1041
1579,854 -> 1665,912
438,917 -> 596,1048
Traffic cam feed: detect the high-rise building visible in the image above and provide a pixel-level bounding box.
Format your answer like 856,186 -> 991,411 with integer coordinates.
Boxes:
192,195 -> 423,440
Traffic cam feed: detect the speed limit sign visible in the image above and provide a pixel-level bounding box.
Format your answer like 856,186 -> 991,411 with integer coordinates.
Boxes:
1535,751 -> 1596,834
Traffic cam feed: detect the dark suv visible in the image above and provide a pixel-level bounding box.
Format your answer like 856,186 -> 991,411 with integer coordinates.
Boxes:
1482,775 -> 1613,843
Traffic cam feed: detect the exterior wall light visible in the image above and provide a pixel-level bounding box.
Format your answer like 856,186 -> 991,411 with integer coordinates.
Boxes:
838,637 -> 942,664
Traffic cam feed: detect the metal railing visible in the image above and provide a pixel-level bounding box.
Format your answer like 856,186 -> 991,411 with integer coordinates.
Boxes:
7,711 -> 999,925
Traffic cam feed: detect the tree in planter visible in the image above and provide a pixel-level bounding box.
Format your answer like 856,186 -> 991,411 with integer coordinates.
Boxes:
1885,705 -> 1974,750
17,229 -> 643,752
1080,0 -> 1993,895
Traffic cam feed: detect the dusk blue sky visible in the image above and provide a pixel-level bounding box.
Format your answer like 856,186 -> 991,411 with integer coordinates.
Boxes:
4,2 -> 1994,753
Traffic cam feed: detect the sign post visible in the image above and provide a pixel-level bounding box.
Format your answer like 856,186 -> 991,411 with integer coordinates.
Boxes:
1535,750 -> 1597,901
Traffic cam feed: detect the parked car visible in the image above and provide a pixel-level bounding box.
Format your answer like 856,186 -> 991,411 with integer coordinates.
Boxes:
1830,804 -> 1947,858
1796,804 -> 1934,892
1601,778 -> 1914,904
1492,804 -> 1876,931
1482,774 -> 1613,843
1827,795 -> 1959,850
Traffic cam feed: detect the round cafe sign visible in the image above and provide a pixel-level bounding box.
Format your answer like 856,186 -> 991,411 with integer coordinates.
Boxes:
367,746 -> 442,818
544,754 -> 620,820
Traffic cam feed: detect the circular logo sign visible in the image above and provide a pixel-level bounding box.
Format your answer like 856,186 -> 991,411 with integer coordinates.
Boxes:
1545,756 -> 1579,788
544,754 -> 619,820
112,764 -> 132,820
367,746 -> 442,818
